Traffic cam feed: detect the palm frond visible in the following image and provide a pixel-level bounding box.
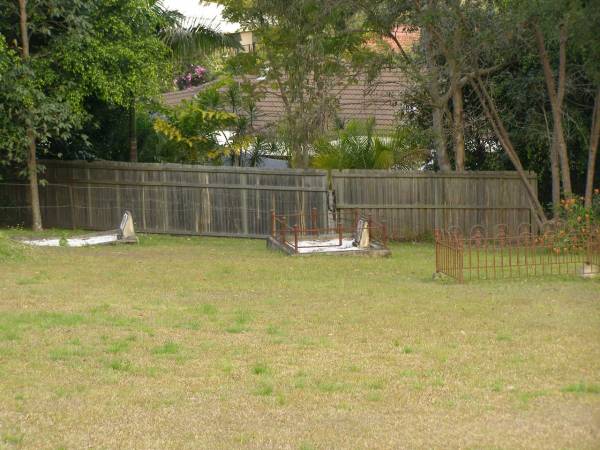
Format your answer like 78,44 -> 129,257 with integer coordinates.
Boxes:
311,119 -> 429,170
161,17 -> 241,61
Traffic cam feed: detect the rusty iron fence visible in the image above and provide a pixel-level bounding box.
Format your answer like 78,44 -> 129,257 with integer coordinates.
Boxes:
435,223 -> 600,282
270,208 -> 388,254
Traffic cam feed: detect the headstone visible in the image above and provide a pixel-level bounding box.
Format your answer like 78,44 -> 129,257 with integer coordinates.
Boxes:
578,263 -> 599,278
119,210 -> 137,241
353,217 -> 370,248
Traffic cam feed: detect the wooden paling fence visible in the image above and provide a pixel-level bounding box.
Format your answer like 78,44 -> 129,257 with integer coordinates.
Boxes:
333,170 -> 538,239
1,162 -> 541,240
0,160 -> 329,238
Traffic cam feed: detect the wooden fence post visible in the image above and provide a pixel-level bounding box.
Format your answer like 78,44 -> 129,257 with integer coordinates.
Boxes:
271,209 -> 276,238
69,185 -> 75,229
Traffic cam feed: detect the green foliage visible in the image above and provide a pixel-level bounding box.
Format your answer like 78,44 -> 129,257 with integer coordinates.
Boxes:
219,0 -> 375,167
0,0 -> 173,173
154,100 -> 236,163
558,191 -> 600,233
0,28 -> 86,172
152,79 -> 272,165
542,191 -> 600,255
163,17 -> 241,73
153,87 -> 237,163
312,119 -> 428,170
57,0 -> 171,107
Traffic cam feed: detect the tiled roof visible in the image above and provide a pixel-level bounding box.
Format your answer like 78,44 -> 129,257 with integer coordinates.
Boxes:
162,85 -> 205,108
161,69 -> 408,132
385,26 -> 420,50
250,70 -> 406,131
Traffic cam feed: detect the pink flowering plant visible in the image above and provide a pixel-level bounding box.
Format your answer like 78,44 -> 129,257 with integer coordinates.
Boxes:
174,65 -> 208,90
548,190 -> 600,254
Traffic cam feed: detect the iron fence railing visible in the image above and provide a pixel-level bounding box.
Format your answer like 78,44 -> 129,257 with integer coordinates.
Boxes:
270,209 -> 388,254
435,223 -> 600,282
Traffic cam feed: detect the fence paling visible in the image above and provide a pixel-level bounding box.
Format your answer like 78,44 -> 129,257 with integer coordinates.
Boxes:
333,170 -> 538,239
0,159 -> 329,238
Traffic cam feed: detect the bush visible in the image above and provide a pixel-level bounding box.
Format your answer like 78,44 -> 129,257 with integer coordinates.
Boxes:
558,191 -> 600,232
548,190 -> 600,254
174,65 -> 208,90
311,118 -> 429,170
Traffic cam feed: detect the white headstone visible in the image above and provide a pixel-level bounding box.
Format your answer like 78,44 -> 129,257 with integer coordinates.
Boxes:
353,217 -> 370,248
119,211 -> 136,240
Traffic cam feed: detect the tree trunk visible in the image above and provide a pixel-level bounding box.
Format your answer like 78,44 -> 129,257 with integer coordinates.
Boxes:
453,86 -> 465,171
585,86 -> 600,208
432,106 -> 451,171
542,105 -> 561,214
550,132 -> 561,215
471,77 -> 547,226
129,98 -> 138,162
19,0 -> 42,231
27,128 -> 42,231
534,23 -> 572,196
422,26 -> 451,172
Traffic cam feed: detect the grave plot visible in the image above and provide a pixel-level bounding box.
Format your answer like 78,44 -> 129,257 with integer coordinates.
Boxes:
267,209 -> 391,256
435,221 -> 600,282
13,211 -> 138,247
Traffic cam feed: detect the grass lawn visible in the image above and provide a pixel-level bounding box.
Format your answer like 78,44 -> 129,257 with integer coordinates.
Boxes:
0,229 -> 599,449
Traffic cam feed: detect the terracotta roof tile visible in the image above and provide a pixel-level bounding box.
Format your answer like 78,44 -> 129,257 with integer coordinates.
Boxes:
161,69 -> 408,132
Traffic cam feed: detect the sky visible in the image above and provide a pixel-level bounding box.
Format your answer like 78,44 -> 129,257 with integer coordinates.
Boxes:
162,0 -> 240,33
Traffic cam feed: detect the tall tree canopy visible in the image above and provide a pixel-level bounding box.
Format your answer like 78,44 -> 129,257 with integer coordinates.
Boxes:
218,0 -> 371,168
0,0 -> 172,229
361,0 -> 598,216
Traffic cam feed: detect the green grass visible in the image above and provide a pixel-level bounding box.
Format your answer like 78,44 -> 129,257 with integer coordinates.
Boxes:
152,341 -> 180,355
0,230 -> 25,262
252,362 -> 270,375
105,358 -> 132,372
0,230 -> 599,448
254,380 -> 274,396
562,382 -> 600,394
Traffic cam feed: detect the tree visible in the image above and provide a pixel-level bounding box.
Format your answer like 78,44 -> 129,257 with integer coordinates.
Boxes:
1,0 -> 94,230
58,0 -> 173,163
362,0 -> 470,171
526,0 -> 575,201
131,4 -> 240,163
312,118 -> 428,170
153,86 -> 238,163
218,0 -> 369,168
571,2 -> 600,208
0,0 -> 175,229
497,0 -> 599,211
364,0 -> 597,219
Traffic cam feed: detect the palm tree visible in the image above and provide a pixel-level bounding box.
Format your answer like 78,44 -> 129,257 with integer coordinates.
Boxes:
128,1 -> 241,161
312,119 -> 429,170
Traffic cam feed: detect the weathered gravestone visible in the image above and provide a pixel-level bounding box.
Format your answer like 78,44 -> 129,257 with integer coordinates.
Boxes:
353,217 -> 370,248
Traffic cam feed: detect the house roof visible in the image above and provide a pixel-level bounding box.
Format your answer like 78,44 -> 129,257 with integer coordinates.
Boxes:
161,69 -> 407,132
162,85 -> 207,108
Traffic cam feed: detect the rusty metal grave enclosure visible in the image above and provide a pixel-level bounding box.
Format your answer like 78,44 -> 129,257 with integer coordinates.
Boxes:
435,223 -> 600,282
268,208 -> 390,255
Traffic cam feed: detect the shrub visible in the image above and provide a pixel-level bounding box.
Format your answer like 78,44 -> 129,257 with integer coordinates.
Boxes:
174,65 -> 208,90
311,118 -> 429,170
548,190 -> 600,254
